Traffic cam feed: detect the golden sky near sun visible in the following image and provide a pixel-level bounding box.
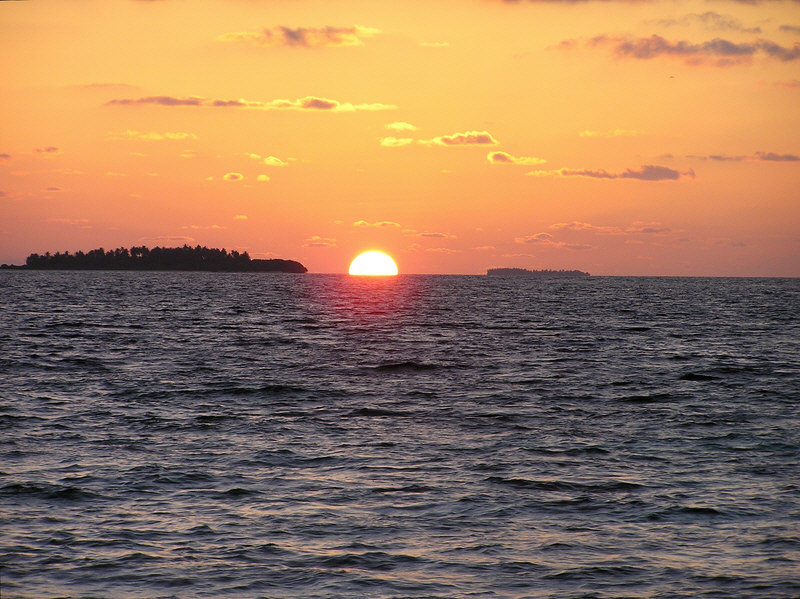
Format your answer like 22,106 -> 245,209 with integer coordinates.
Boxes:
1,0 -> 798,275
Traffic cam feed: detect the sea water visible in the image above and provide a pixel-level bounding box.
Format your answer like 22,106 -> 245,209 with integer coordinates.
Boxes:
2,272 -> 799,598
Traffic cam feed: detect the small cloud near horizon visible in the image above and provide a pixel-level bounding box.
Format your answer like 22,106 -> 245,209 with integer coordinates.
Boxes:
386,122 -> 418,132
529,164 -> 694,181
303,235 -> 337,248
379,137 -> 414,147
353,220 -> 402,228
487,151 -> 546,165
107,95 -> 396,112
420,131 -> 498,146
223,172 -> 244,181
571,34 -> 800,66
218,25 -> 380,48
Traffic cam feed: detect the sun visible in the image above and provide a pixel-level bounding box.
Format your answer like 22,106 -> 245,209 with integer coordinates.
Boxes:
348,251 -> 399,276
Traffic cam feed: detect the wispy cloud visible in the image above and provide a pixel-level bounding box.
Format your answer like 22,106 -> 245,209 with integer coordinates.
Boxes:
35,146 -> 60,154
223,172 -> 244,181
0,153 -> 10,160
379,137 -> 414,147
218,25 -> 380,48
652,12 -> 761,34
107,95 -> 396,112
579,129 -> 639,138
303,235 -> 337,248
772,79 -> 800,88
530,164 -> 694,181
47,217 -> 89,226
582,34 -> 800,66
248,153 -> 288,166
353,220 -> 402,228
550,221 -> 673,235
514,232 -> 592,250
110,130 -> 197,141
386,121 -> 418,132
487,151 -> 546,165
688,151 -> 800,162
756,151 -> 800,161
420,131 -> 498,146
779,25 -> 800,35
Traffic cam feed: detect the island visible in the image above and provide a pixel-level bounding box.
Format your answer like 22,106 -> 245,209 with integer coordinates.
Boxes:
1,245 -> 307,273
487,268 -> 590,278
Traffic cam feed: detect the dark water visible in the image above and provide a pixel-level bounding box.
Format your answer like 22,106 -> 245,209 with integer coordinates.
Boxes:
2,272 -> 799,598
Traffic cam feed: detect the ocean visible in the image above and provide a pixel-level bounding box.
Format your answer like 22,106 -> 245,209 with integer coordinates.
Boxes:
2,271 -> 799,598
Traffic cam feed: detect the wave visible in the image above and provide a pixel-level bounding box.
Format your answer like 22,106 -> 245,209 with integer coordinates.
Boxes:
486,476 -> 644,493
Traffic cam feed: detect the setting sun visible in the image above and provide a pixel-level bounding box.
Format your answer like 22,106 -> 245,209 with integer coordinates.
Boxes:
348,251 -> 399,276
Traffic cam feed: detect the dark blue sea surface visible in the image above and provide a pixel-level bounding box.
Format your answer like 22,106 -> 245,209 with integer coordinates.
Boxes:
2,272 -> 799,598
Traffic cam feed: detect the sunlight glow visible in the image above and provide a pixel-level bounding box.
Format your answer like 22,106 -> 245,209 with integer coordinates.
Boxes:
348,251 -> 399,276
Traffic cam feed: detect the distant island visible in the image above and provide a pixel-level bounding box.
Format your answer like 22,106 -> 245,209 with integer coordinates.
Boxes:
1,245 -> 307,273
487,268 -> 590,277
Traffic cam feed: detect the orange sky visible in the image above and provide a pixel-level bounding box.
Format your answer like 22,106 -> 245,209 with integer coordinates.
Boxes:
1,0 -> 798,275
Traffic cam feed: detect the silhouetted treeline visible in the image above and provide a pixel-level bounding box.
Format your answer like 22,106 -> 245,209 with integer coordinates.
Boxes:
16,245 -> 307,273
487,268 -> 590,277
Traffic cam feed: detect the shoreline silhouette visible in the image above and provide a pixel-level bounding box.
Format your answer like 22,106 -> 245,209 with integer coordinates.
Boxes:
1,245 -> 307,273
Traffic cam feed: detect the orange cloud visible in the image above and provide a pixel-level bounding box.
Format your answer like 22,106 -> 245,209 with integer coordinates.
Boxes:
304,235 -> 337,247
107,95 -> 396,112
584,34 -> 800,66
379,137 -> 414,147
223,172 -> 244,181
529,164 -> 694,181
353,220 -> 401,228
218,26 -> 380,48
514,233 -> 592,250
487,151 -> 546,165
421,131 -> 498,146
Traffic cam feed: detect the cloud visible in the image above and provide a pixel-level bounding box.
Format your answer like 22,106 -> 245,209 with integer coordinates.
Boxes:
218,25 -> 380,48
107,95 -> 396,112
45,187 -> 63,192
779,25 -> 800,35
487,151 -> 546,165
584,34 -> 800,66
137,236 -> 197,246
653,12 -> 761,34
386,121 -> 418,132
0,153 -> 10,159
419,232 -> 456,239
529,164 -> 693,181
579,129 -> 639,137
47,218 -> 89,226
256,174 -> 270,182
35,146 -> 60,154
223,172 -> 244,181
773,79 -> 800,88
420,131 -> 498,146
110,130 -> 198,141
514,233 -> 592,250
108,96 -> 203,106
234,215 -> 248,220
353,220 -> 401,228
688,151 -> 800,162
247,153 -> 288,166
756,151 -> 800,161
303,235 -> 337,248
550,220 -> 673,235
379,136 -> 414,147
425,247 -> 461,254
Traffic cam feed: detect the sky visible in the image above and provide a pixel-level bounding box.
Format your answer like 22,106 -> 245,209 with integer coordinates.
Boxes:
1,0 -> 798,275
